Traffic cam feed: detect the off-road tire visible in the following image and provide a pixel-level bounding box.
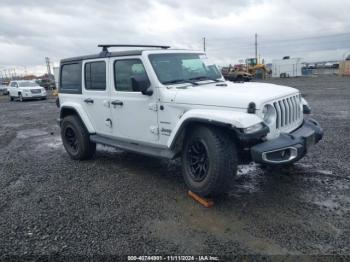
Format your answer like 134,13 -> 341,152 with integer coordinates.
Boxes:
61,115 -> 96,160
236,75 -> 244,82
181,125 -> 238,197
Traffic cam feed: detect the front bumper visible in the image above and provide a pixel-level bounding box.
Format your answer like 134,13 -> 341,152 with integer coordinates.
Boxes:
22,93 -> 47,99
251,118 -> 323,165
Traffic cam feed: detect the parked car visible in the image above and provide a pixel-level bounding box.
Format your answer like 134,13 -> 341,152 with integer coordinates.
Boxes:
0,84 -> 9,95
57,44 -> 323,197
8,80 -> 47,101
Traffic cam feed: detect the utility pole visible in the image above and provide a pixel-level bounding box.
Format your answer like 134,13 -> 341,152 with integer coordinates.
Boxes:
255,33 -> 258,64
45,57 -> 52,76
203,37 -> 206,52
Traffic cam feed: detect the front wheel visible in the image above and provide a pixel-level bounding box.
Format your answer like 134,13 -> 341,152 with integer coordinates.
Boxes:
61,115 -> 96,160
19,93 -> 23,102
181,125 -> 238,197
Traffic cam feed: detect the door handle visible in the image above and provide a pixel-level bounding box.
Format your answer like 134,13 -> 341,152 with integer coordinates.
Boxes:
84,98 -> 94,104
111,100 -> 123,106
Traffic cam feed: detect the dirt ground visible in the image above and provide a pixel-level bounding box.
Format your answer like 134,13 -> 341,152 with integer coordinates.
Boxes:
0,76 -> 349,260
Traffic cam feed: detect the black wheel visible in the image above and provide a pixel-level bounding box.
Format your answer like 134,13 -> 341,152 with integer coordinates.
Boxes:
61,115 -> 96,160
181,125 -> 238,197
236,75 -> 244,82
19,93 -> 23,102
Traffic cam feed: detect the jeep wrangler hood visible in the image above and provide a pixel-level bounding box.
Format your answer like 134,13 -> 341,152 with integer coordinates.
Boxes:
173,81 -> 299,109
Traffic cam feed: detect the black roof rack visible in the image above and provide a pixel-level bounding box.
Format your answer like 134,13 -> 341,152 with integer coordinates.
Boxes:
98,44 -> 170,52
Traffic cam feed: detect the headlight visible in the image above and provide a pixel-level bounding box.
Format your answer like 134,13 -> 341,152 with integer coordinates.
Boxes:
262,104 -> 276,125
244,123 -> 264,134
301,97 -> 311,114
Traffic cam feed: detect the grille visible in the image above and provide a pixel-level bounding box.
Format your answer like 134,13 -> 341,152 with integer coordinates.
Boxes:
273,94 -> 302,129
30,89 -> 41,94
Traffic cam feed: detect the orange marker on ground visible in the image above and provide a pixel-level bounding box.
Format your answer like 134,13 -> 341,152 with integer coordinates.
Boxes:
188,191 -> 214,208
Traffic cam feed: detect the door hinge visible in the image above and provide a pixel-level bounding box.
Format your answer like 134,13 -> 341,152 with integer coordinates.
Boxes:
148,103 -> 158,111
150,126 -> 159,135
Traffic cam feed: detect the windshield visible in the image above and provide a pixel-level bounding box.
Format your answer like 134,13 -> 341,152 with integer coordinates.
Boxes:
149,53 -> 222,85
18,81 -> 37,87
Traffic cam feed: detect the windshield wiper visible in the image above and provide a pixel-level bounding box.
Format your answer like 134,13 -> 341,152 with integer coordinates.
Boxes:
163,79 -> 198,85
189,76 -> 223,83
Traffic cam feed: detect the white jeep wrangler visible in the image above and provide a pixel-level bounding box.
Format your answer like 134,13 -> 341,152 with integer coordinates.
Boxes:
57,45 -> 323,196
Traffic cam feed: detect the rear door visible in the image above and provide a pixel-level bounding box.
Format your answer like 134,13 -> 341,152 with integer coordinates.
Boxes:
82,59 -> 112,135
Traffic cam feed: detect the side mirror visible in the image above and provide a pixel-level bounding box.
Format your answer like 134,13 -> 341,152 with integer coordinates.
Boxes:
131,75 -> 153,96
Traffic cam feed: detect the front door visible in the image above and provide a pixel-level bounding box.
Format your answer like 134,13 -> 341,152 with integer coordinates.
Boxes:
109,57 -> 159,143
82,59 -> 112,135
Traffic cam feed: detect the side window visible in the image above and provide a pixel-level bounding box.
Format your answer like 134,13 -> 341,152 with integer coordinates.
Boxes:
114,59 -> 149,92
60,63 -> 82,94
11,82 -> 17,87
85,61 -> 106,90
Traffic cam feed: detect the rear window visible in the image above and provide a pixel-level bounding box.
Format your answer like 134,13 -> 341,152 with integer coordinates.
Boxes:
60,63 -> 82,94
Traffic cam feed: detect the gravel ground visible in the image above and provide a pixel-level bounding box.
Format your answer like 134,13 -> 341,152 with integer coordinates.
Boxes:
0,76 -> 349,259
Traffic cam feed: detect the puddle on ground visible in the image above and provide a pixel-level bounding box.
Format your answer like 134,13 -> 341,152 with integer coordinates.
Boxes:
237,163 -> 259,176
229,163 -> 263,195
17,129 -> 48,139
34,136 -> 64,151
316,169 -> 333,175
2,123 -> 23,128
314,198 -> 340,210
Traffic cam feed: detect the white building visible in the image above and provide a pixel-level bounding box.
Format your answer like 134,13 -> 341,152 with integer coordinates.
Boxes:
272,57 -> 303,78
53,67 -> 60,88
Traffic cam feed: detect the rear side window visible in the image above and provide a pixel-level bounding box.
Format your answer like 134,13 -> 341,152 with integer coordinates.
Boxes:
60,63 -> 82,94
85,61 -> 106,90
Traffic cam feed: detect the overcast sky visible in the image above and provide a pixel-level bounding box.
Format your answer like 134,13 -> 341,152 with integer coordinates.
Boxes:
0,0 -> 350,75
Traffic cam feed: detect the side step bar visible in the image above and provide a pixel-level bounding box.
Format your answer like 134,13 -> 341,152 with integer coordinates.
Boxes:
90,134 -> 176,159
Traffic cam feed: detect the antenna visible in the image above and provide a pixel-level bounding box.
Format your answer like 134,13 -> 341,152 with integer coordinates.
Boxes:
98,44 -> 171,53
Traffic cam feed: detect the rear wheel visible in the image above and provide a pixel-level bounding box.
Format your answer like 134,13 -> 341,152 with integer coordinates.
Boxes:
181,125 -> 238,197
61,115 -> 96,160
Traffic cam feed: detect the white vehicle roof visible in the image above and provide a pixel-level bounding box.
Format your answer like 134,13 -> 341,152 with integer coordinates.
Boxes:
61,48 -> 203,63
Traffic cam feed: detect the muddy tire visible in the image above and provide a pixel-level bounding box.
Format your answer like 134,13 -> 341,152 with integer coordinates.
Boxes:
181,125 -> 238,197
61,115 -> 96,160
